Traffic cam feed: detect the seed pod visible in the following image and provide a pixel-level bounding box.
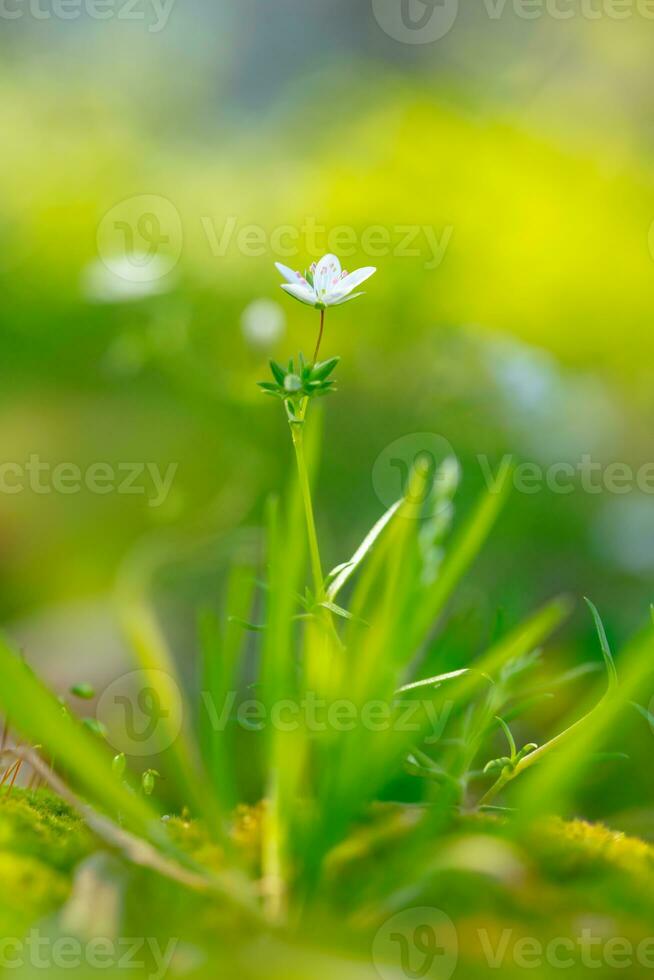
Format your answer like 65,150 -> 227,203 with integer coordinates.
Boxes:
141,769 -> 160,796
70,683 -> 95,700
82,718 -> 108,739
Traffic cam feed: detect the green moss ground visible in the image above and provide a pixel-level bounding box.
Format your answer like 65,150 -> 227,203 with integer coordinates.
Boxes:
0,789 -> 92,937
3,791 -> 654,978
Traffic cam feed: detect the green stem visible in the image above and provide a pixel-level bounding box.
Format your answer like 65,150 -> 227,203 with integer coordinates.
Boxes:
479,766 -> 514,807
313,309 -> 325,364
478,686 -> 615,807
290,407 -> 324,599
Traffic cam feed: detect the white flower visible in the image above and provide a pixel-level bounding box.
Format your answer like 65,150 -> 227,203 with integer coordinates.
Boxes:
275,254 -> 376,309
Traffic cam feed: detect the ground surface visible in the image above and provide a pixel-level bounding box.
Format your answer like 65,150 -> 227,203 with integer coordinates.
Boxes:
3,791 -> 654,978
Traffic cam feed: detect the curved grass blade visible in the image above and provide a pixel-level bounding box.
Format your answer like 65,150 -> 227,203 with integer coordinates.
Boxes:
483,599 -> 634,811
325,499 -> 402,601
396,667 -> 490,695
120,597 -> 223,831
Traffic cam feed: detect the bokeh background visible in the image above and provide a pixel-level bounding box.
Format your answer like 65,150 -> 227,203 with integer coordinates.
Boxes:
2,0 -> 654,825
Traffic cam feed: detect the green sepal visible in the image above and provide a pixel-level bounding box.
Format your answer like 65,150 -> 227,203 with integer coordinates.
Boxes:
312,357 -> 340,381
269,360 -> 286,386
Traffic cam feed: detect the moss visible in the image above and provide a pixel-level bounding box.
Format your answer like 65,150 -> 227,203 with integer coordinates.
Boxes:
5,792 -> 654,979
0,789 -> 93,936
535,816 -> 654,881
163,812 -> 225,873
0,788 -> 92,872
164,800 -> 266,876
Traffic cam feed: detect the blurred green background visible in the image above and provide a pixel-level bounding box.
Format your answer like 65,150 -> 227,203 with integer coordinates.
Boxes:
2,0 -> 654,823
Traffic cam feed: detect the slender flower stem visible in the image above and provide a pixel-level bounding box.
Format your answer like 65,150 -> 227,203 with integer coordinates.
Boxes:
293,305 -> 327,594
313,309 -> 325,364
290,408 -> 324,599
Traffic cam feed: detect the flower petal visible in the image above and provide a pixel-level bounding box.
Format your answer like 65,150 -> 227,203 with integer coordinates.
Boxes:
275,262 -> 304,285
329,291 -> 365,306
332,266 -> 376,299
280,282 -> 317,307
314,254 -> 342,296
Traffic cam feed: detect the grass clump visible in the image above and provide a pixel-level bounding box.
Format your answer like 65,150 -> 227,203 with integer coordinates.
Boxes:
0,256 -> 651,976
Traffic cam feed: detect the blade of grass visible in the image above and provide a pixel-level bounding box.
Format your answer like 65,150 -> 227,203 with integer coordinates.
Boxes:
409,457 -> 514,650
119,597 -> 223,832
495,602 -> 650,817
260,409 -> 322,921
301,464 -> 435,890
325,499 -> 402,601
199,563 -> 257,812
